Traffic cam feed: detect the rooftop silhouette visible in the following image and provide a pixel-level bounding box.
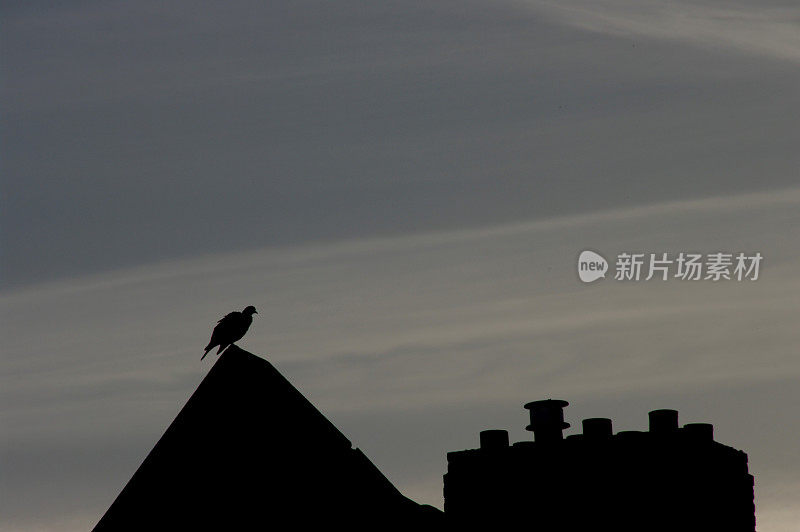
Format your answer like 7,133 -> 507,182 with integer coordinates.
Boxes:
94,346 -> 441,530
444,399 -> 755,531
94,349 -> 755,531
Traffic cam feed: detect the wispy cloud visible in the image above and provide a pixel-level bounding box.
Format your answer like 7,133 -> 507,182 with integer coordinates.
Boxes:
525,0 -> 800,62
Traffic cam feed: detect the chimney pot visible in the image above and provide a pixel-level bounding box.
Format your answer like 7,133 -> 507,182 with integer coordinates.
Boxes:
524,399 -> 570,442
682,423 -> 714,441
480,430 -> 509,450
582,417 -> 613,439
649,409 -> 679,434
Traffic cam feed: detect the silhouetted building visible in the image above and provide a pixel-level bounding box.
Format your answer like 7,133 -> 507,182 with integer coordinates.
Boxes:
94,349 -> 755,531
444,399 -> 755,531
94,347 -> 442,531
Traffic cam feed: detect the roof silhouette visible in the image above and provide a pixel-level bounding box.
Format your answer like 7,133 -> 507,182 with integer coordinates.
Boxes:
445,400 -> 755,531
94,346 -> 441,530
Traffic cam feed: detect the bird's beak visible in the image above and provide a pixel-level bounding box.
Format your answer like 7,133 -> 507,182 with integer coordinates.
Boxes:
254,310 -> 258,314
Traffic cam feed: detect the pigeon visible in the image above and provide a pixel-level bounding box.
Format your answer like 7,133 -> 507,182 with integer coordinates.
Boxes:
202,305 -> 258,360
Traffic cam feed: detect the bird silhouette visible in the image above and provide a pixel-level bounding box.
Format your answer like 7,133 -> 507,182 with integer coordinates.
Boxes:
202,306 -> 258,360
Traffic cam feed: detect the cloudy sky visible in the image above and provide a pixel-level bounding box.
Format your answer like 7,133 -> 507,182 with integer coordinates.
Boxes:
2,0 -> 799,530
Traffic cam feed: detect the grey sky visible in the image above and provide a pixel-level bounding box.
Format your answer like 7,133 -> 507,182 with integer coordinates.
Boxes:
3,0 -> 799,286
2,0 -> 799,530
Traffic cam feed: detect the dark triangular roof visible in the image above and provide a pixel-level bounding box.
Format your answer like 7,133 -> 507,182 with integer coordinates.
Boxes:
94,346 -> 441,530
